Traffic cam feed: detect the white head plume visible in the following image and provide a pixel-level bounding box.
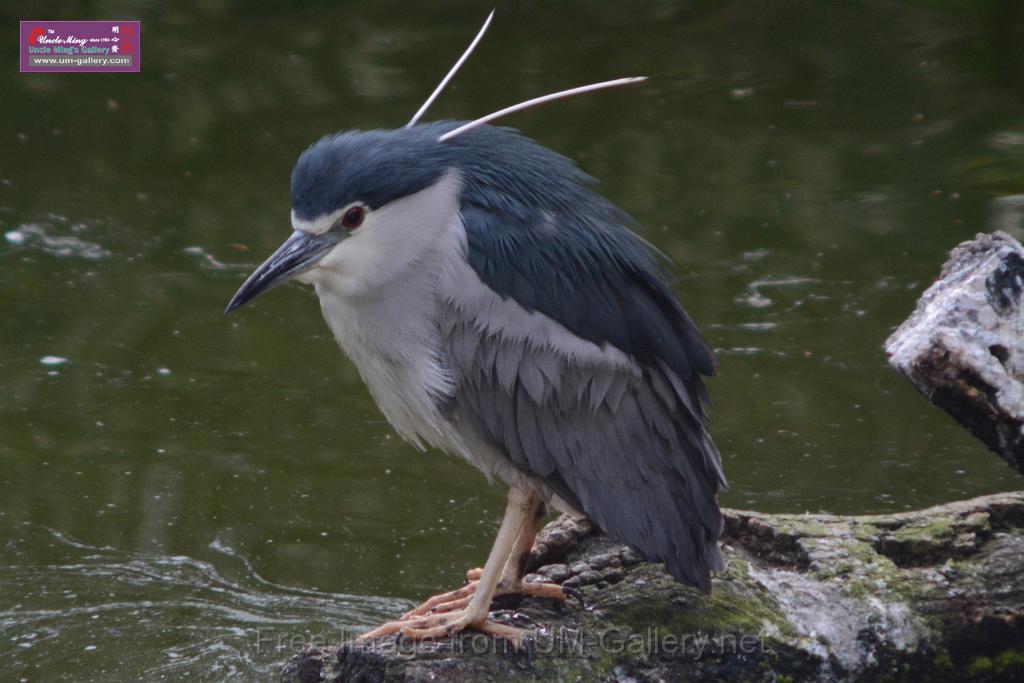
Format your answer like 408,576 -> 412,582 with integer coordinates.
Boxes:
438,77 -> 648,142
405,10 -> 647,141
406,10 -> 495,128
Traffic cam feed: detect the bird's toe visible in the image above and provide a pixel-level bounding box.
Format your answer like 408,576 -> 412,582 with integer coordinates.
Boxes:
360,606 -> 528,649
400,580 -> 479,619
498,578 -> 580,607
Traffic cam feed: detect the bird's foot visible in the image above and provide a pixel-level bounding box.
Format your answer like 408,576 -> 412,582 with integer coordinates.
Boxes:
357,608 -> 529,649
400,567 -> 575,621
401,580 -> 479,619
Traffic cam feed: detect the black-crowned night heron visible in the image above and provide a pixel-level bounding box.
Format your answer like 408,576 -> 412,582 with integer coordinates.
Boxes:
225,15 -> 725,647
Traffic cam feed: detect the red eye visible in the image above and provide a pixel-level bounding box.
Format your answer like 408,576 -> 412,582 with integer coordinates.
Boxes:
341,206 -> 365,229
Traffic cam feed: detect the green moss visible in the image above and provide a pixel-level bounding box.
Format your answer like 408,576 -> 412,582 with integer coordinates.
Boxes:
610,562 -> 792,641
815,561 -> 853,580
967,655 -> 994,677
542,642 -> 620,681
850,523 -> 883,544
782,520 -> 831,537
995,649 -> 1024,675
804,536 -> 910,603
958,648 -> 1024,681
891,517 -> 957,544
934,652 -> 953,672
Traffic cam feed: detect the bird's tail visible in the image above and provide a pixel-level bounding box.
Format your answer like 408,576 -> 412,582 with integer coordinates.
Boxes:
572,469 -> 725,594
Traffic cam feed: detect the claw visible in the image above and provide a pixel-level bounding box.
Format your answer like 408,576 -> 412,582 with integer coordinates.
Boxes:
562,585 -> 585,609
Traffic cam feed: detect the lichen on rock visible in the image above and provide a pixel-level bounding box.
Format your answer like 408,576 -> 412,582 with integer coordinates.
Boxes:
886,231 -> 1024,474
281,492 -> 1024,683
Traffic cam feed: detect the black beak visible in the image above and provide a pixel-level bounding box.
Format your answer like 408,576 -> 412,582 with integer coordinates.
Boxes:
224,230 -> 340,315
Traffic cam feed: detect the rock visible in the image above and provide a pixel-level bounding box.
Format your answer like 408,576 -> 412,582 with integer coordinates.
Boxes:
279,645 -> 323,683
886,231 -> 1024,474
280,492 -> 1024,683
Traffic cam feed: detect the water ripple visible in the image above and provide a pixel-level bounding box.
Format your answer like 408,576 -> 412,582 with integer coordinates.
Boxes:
3,223 -> 110,260
1,523 -> 405,681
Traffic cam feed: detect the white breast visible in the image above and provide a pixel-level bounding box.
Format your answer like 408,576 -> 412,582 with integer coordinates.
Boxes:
315,256 -> 455,451
307,173 -> 464,451
314,221 -> 538,497
303,172 -> 550,493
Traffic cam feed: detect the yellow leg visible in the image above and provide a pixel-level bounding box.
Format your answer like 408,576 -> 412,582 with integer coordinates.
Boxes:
359,486 -> 538,648
402,491 -> 573,621
496,491 -> 547,590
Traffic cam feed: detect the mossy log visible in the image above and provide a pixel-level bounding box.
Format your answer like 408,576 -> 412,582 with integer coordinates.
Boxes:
281,491 -> 1024,682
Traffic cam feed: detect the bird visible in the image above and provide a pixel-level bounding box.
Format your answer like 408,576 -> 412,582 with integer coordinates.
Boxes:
225,13 -> 726,647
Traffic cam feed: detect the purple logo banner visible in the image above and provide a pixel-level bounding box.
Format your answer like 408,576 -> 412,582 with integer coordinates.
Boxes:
20,20 -> 140,73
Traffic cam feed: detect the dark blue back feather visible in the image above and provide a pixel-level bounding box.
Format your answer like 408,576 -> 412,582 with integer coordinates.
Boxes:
446,124 -> 715,389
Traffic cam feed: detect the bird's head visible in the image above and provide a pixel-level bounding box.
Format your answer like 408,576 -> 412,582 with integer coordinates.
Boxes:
225,124 -> 465,313
224,65 -> 645,316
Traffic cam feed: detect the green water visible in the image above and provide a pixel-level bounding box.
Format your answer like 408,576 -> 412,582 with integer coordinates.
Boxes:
2,1 -> 1022,679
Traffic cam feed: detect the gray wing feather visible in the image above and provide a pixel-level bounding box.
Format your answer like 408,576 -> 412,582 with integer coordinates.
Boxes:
518,353 -> 549,405
441,299 -> 726,592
